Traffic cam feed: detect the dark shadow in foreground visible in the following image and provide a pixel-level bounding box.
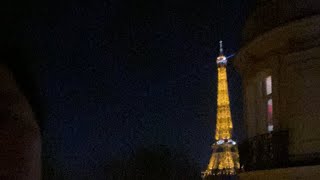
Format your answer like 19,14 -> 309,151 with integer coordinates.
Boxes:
105,145 -> 202,180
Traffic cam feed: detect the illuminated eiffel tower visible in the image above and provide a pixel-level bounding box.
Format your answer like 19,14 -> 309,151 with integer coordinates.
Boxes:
202,41 -> 240,179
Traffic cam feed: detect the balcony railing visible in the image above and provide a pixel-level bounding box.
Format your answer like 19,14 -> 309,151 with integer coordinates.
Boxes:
238,131 -> 289,171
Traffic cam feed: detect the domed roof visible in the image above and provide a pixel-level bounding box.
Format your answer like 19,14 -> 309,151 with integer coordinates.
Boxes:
243,0 -> 320,44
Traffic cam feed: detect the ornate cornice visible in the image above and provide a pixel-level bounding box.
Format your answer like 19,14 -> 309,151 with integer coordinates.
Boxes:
235,15 -> 320,76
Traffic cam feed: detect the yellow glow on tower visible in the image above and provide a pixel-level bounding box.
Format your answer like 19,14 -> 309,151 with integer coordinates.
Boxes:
202,41 -> 240,179
215,65 -> 233,140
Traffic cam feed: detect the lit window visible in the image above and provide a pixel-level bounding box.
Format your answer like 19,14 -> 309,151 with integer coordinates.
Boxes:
266,76 -> 272,95
267,99 -> 273,132
264,76 -> 273,132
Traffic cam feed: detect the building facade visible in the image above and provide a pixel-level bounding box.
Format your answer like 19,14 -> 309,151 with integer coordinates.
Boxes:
234,0 -> 320,179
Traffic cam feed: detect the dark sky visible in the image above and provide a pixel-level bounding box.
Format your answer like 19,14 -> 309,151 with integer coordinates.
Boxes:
17,0 -> 254,179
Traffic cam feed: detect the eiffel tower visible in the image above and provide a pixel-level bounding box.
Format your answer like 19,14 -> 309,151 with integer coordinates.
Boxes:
202,41 -> 240,179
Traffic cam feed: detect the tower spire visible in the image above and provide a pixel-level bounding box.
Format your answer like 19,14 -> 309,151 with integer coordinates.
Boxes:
216,40 -> 227,65
219,40 -> 223,55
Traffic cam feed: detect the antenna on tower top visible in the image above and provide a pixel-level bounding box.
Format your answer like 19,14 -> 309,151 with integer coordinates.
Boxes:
219,40 -> 223,55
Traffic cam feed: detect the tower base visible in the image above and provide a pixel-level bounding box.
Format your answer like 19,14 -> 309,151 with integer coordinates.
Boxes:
202,139 -> 240,179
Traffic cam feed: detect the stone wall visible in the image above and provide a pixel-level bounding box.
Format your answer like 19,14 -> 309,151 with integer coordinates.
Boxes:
280,47 -> 320,155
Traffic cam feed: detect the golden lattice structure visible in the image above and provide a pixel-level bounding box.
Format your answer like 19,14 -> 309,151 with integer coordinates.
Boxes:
202,41 -> 240,179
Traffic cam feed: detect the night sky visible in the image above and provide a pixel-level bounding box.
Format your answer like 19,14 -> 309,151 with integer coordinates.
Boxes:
16,0 -> 255,179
